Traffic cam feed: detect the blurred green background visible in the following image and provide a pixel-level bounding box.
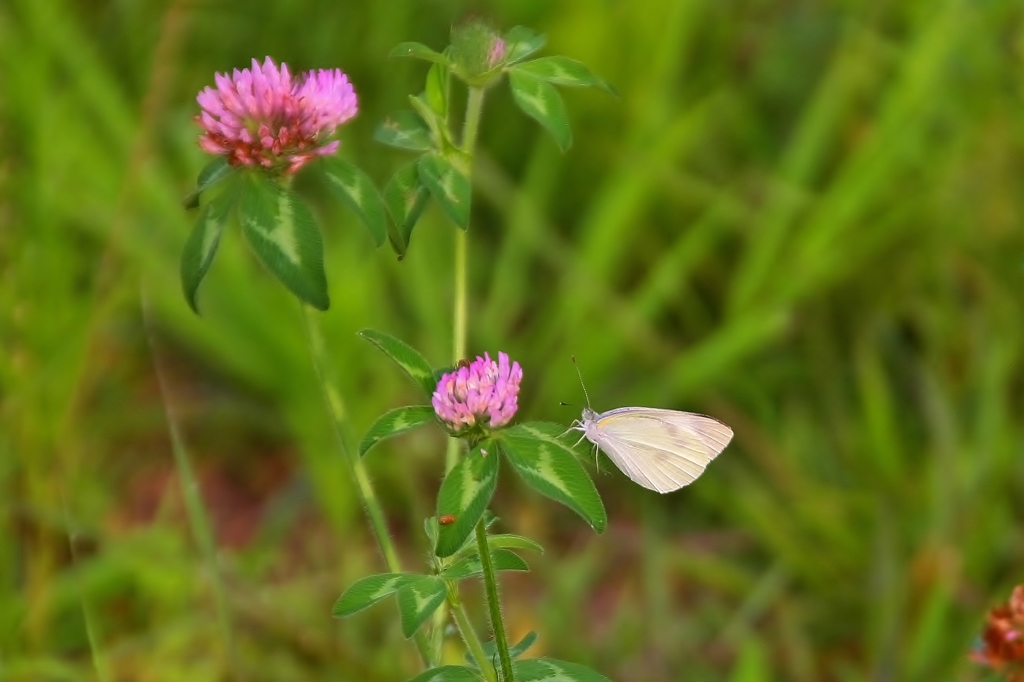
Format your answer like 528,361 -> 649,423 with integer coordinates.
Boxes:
3,0 -> 1024,680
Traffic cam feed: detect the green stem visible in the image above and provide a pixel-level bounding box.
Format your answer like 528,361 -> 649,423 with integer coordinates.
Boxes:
462,87 -> 486,155
475,520 -> 514,682
301,306 -> 433,666
445,85 -> 515,679
445,86 -> 487,473
448,585 -> 498,682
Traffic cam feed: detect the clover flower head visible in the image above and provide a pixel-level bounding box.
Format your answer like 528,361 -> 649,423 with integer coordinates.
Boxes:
432,352 -> 523,432
195,57 -> 357,174
973,586 -> 1024,680
488,37 -> 507,67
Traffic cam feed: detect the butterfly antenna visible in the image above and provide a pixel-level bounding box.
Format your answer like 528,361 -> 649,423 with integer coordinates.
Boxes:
571,355 -> 591,409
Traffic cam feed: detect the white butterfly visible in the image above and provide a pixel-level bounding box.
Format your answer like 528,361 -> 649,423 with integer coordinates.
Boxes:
567,363 -> 734,493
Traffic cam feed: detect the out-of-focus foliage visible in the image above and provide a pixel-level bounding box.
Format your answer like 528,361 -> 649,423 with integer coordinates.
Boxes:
2,0 -> 1024,680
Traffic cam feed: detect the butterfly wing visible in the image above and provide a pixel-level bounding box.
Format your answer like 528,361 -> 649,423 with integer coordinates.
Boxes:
590,407 -> 733,494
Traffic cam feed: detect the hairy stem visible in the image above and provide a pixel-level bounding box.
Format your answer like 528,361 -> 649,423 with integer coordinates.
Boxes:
301,306 -> 433,666
448,584 -> 498,682
475,520 -> 515,681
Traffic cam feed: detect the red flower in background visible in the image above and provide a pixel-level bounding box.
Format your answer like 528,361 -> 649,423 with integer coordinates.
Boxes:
974,586 -> 1024,680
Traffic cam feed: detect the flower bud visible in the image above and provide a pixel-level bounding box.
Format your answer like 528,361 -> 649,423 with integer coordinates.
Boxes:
450,21 -> 506,87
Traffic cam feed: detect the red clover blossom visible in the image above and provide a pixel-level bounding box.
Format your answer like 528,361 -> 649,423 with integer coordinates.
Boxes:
432,352 -> 523,433
196,57 -> 357,174
974,585 -> 1024,680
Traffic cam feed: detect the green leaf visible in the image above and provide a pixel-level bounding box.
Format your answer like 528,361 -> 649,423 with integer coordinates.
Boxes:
467,631 -> 538,669
375,110 -> 433,151
452,532 -> 544,561
332,573 -> 423,617
408,95 -> 449,147
514,658 -> 613,682
424,516 -> 439,548
358,329 -> 436,396
441,548 -> 529,580
512,56 -> 617,95
408,666 -> 484,682
180,185 -> 236,313
320,157 -> 387,247
508,71 -> 572,152
359,405 -> 437,457
425,59 -> 451,117
498,422 -> 607,532
435,442 -> 499,558
183,157 -> 234,209
505,26 -> 546,64
390,42 -> 453,66
383,162 -> 430,257
418,152 -> 471,230
396,576 -> 447,638
238,172 -> 329,310
485,534 -> 545,555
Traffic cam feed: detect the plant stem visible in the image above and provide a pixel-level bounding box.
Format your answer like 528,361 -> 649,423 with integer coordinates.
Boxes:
446,85 -> 515,679
301,306 -> 433,666
462,87 -> 486,155
448,584 -> 498,682
445,86 -> 487,473
475,520 -> 515,682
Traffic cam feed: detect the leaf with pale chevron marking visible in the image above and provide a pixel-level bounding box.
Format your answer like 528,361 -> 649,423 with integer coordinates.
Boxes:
418,152 -> 471,230
238,172 -> 329,310
509,71 -> 572,152
512,56 -> 617,95
180,181 -> 237,313
498,422 -> 606,532
396,576 -> 447,638
359,405 -> 437,457
514,658 -> 613,682
321,157 -> 387,247
435,441 -> 499,557
332,573 -> 423,617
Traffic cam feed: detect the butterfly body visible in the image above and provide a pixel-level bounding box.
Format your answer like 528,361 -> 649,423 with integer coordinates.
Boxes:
573,406 -> 733,494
